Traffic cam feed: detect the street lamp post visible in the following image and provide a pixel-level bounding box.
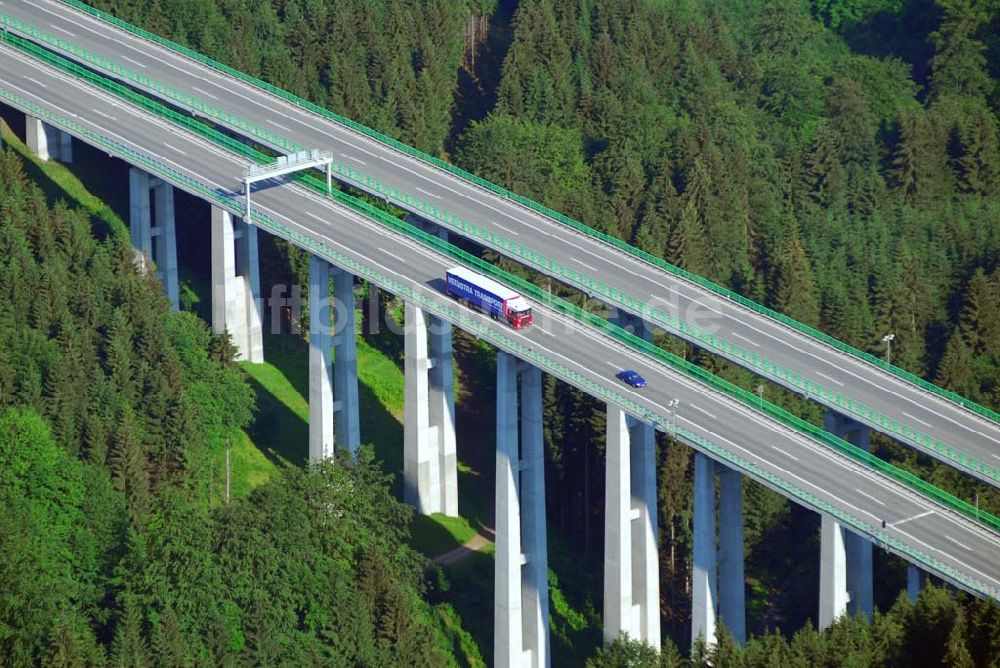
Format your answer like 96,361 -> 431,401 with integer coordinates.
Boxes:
756,384 -> 764,412
881,332 -> 895,365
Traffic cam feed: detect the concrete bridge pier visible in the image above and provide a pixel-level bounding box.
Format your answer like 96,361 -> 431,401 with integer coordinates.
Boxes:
332,266 -> 361,456
692,453 -> 717,648
403,303 -> 457,515
820,411 -> 873,623
129,168 -> 179,310
495,352 -> 550,668
308,256 -> 334,461
308,258 -> 360,461
907,565 -> 927,602
718,466 -> 746,645
211,206 -> 262,361
604,407 -> 661,649
819,514 -> 849,628
691,454 -> 746,648
25,116 -> 72,163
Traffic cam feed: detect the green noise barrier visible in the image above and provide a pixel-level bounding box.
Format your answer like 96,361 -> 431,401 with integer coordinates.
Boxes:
5,10 -> 998,486
40,0 -> 1000,432
5,9 -> 998,488
2,81 -> 997,602
4,34 -> 998,541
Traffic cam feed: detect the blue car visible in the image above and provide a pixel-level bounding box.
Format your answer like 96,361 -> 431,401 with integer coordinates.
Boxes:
616,369 -> 646,388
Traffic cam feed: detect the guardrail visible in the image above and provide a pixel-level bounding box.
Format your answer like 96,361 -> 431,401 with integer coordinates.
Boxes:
4,15 -> 997,488
48,0 -> 1000,432
7,34 -> 998,539
3,77 -> 997,601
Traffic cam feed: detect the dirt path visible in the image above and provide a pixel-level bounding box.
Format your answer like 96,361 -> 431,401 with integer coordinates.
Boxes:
433,534 -> 492,567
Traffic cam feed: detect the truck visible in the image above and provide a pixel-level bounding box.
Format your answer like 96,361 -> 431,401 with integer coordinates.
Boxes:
445,266 -> 533,329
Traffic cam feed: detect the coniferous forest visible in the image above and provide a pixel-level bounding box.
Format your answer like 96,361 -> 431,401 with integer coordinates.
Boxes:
2,0 -> 1000,665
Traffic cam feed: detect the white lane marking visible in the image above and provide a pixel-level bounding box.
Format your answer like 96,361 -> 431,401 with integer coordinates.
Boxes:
15,1 -> 1000,447
770,445 -> 799,462
537,327 -> 556,337
945,535 -> 972,551
271,120 -> 292,132
162,142 -> 186,156
572,256 -> 597,272
491,221 -> 521,236
415,186 -> 442,200
731,331 -> 760,348
902,411 -> 933,428
49,23 -> 75,37
675,409 -> 1000,587
191,84 -> 218,100
993,454 -> 1000,461
15,49 -> 997,580
689,404 -> 717,420
121,55 -> 147,69
855,488 -> 886,506
893,510 -> 934,527
91,108 -> 116,121
377,247 -> 407,264
816,371 -> 845,387
23,75 -> 47,88
247,187 -> 1000,587
339,152 -> 366,166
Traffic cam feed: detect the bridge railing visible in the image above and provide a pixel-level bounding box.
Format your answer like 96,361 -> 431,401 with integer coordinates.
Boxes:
5,11 -> 999,487
4,80 -> 998,601
5,32 -> 1000,534
44,0 -> 1000,431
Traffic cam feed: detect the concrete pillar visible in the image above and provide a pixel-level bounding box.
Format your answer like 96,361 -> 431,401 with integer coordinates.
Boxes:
495,351 -> 523,668
129,169 -> 152,273
604,313 -> 660,648
718,467 -> 745,645
210,206 -> 262,362
57,126 -> 72,163
429,315 -> 458,516
692,453 -> 718,648
819,514 -> 849,629
825,411 -> 873,619
25,117 -> 72,162
403,304 -> 457,516
604,407 -> 636,644
308,256 -> 334,461
130,171 -> 179,309
332,267 -> 360,456
152,180 -> 179,311
520,364 -> 550,668
629,415 -> 660,649
404,302 -> 437,513
907,565 -> 927,602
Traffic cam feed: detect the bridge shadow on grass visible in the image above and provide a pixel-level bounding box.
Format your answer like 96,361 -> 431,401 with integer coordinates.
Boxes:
1,114 -> 128,239
246,331 -> 405,477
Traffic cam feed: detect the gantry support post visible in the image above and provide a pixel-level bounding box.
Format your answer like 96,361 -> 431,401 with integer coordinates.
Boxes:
211,206 -> 263,361
495,352 -> 550,667
824,411 -> 873,620
403,303 -> 457,515
332,267 -> 360,456
692,453 -> 718,648
308,256 -> 334,461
